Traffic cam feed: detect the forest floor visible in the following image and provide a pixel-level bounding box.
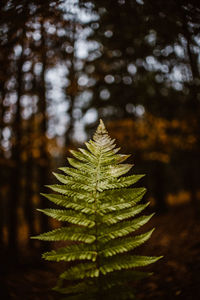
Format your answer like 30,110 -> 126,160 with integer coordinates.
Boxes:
1,204 -> 200,300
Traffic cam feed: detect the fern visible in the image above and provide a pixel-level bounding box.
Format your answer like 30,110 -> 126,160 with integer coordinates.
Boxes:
32,120 -> 162,299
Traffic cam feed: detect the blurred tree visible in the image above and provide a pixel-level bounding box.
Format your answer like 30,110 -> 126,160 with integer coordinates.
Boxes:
0,0 -> 97,258
0,0 -> 67,257
145,0 -> 200,212
37,19 -> 50,240
81,0 -> 200,212
7,18 -> 27,257
63,16 -> 79,147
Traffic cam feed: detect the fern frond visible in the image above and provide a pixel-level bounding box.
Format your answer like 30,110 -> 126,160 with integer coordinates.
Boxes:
40,193 -> 95,214
52,172 -> 94,190
34,119 -> 162,299
46,184 -> 93,200
70,148 -> 97,164
99,188 -> 146,212
102,203 -> 150,225
99,214 -> 154,242
43,243 -> 97,262
100,187 -> 146,202
100,255 -> 162,275
100,229 -> 154,257
32,226 -> 95,243
60,262 -> 99,280
116,174 -> 145,187
59,166 -> 93,181
37,209 -> 95,227
67,157 -> 95,173
98,174 -> 145,190
102,164 -> 133,177
53,174 -> 95,192
100,154 -> 131,166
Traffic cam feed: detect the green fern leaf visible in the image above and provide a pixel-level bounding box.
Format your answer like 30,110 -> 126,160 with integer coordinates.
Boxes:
100,229 -> 154,257
40,193 -> 95,214
100,254 -> 162,275
31,226 -> 95,243
102,203 -> 150,225
33,119 -> 162,299
59,166 -> 93,181
70,148 -> 97,164
99,188 -> 146,212
43,243 -> 97,262
37,209 -> 95,227
99,214 -> 154,242
60,262 -> 99,280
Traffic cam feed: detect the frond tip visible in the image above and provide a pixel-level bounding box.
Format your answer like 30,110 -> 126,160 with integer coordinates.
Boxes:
33,119 -> 162,300
97,119 -> 108,134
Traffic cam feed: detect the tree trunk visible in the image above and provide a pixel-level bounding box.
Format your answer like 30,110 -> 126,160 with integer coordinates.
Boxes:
38,21 -> 50,250
8,34 -> 25,258
183,19 -> 200,214
0,81 -> 6,252
65,20 -> 77,148
24,114 -> 37,247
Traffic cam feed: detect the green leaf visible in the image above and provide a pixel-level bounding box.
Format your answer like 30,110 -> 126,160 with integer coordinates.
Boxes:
99,214 -> 154,242
100,188 -> 146,212
100,255 -> 163,275
100,154 -> 131,166
43,244 -> 97,262
116,174 -> 145,187
59,167 -> 94,182
60,262 -> 99,280
85,141 -> 100,156
103,164 -> 133,177
52,173 -> 95,191
37,209 -> 95,227
31,226 -> 95,243
46,184 -> 92,200
102,203 -> 150,225
71,148 -> 97,164
40,193 -> 95,213
68,158 -> 95,173
98,175 -> 145,190
100,229 -> 154,257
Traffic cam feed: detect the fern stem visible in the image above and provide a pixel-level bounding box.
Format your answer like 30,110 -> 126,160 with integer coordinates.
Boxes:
93,147 -> 102,299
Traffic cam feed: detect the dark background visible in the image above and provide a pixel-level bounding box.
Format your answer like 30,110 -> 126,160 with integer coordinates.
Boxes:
0,0 -> 200,299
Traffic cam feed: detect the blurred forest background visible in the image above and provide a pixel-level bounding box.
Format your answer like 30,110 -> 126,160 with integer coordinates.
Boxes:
0,0 -> 200,299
